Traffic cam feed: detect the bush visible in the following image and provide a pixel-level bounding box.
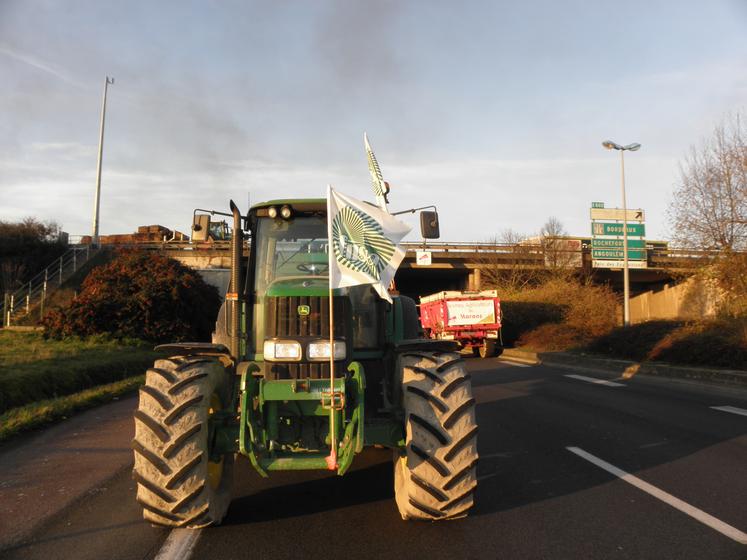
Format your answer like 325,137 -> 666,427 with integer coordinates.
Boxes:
516,323 -> 586,352
649,318 -> 747,368
0,218 -> 67,294
42,251 -> 221,343
500,301 -> 564,346
584,318 -> 747,369
501,278 -> 618,350
585,320 -> 684,362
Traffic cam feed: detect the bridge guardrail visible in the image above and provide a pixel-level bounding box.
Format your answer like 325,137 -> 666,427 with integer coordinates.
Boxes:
1,245 -> 100,327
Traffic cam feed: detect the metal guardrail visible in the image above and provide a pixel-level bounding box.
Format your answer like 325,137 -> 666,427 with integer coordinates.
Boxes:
1,245 -> 100,327
77,239 -> 724,265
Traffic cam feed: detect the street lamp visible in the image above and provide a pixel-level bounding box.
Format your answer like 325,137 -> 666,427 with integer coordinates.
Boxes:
602,140 -> 641,327
92,76 -> 114,246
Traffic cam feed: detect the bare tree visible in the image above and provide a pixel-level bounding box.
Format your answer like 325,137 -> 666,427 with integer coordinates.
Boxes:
669,113 -> 747,250
478,229 -> 545,295
539,216 -> 579,271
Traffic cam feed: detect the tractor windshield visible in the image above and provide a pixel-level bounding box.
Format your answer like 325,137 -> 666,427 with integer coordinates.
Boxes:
253,216 -> 329,294
251,214 -> 382,354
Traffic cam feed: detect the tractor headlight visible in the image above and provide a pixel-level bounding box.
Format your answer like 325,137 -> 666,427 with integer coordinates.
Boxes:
307,340 -> 346,360
267,206 -> 278,218
280,205 -> 292,219
263,340 -> 302,361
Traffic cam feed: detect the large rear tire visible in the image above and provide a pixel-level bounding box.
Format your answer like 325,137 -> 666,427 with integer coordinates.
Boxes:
132,356 -> 234,528
394,351 -> 479,520
479,339 -> 496,358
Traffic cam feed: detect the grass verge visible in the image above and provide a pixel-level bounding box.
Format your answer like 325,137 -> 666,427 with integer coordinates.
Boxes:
0,331 -> 159,414
0,374 -> 143,443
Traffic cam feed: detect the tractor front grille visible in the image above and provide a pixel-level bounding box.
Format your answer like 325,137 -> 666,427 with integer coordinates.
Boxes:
264,296 -> 348,380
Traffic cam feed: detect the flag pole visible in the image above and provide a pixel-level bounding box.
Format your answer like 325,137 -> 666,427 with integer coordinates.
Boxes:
326,279 -> 338,470
326,186 -> 337,471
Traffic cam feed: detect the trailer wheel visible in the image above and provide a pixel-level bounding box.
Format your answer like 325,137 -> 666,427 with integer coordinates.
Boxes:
133,356 -> 234,528
479,339 -> 496,358
399,295 -> 422,339
394,351 -> 478,520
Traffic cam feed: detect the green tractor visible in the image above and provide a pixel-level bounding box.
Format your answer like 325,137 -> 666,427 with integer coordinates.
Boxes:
132,158 -> 478,527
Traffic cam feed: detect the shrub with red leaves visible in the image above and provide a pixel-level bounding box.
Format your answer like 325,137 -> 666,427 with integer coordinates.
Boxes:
43,251 -> 221,343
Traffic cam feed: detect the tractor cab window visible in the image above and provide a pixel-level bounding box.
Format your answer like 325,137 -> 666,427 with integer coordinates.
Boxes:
254,216 -> 329,294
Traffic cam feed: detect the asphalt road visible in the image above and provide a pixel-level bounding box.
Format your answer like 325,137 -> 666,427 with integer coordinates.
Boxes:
3,358 -> 747,560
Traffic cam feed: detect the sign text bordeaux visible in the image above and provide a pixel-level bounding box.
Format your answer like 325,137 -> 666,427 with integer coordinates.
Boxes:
591,222 -> 646,237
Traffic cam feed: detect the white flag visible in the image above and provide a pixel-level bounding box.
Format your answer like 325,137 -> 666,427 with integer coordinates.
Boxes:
327,185 -> 411,303
364,133 -> 389,211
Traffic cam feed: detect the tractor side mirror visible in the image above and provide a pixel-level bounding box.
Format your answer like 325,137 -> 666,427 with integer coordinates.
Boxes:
420,210 -> 440,239
192,213 -> 211,242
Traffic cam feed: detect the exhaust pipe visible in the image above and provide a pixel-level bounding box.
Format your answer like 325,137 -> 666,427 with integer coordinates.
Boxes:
229,200 -> 243,359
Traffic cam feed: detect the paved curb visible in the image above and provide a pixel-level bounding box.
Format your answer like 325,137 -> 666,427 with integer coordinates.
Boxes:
502,348 -> 747,388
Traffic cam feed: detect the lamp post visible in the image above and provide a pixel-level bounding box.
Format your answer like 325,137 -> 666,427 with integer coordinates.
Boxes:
92,76 -> 114,246
602,140 -> 641,327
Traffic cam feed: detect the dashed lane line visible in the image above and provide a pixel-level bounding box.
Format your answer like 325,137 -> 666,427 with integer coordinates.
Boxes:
498,359 -> 532,368
710,405 -> 747,418
154,528 -> 202,560
563,374 -> 625,387
567,446 -> 747,545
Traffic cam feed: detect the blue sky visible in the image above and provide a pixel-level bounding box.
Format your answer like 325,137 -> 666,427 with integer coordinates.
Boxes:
1,0 -> 745,242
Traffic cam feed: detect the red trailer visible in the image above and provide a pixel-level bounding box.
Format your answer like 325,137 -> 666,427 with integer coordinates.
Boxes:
419,290 -> 502,358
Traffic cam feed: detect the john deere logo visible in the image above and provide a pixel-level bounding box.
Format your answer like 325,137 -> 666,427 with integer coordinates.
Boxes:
332,206 -> 395,281
297,305 -> 310,316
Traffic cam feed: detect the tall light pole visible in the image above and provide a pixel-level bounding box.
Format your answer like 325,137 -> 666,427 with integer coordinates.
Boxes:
602,140 -> 641,327
92,76 -> 114,246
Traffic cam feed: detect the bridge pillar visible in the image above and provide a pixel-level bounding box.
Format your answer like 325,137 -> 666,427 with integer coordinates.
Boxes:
467,268 -> 481,291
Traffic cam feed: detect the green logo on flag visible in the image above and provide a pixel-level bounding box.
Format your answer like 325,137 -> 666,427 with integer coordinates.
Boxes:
332,206 -> 395,281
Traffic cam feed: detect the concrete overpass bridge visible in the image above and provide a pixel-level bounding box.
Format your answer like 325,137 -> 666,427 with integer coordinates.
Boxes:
145,240 -> 715,300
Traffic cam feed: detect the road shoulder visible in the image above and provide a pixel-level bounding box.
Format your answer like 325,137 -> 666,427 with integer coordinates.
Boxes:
0,395 -> 137,551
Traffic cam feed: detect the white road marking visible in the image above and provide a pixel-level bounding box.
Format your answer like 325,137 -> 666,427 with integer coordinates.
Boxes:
154,529 -> 202,560
564,374 -> 624,387
480,451 -> 523,459
566,446 -> 747,545
477,471 -> 500,482
498,359 -> 532,368
710,405 -> 747,418
639,440 -> 668,449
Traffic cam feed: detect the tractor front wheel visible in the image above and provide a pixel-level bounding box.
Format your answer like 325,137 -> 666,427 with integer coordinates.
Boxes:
394,351 -> 479,520
132,356 -> 234,528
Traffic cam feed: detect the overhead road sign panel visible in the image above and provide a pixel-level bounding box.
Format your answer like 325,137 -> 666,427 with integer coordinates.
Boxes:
593,259 -> 648,269
592,248 -> 646,260
592,238 -> 646,249
590,208 -> 645,222
592,222 -> 646,237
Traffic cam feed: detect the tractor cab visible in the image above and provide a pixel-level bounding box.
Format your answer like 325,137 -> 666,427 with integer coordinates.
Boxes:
246,199 -> 384,381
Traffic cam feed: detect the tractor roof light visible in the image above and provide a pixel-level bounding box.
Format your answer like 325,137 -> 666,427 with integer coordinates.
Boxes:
280,205 -> 292,219
267,206 -> 278,219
